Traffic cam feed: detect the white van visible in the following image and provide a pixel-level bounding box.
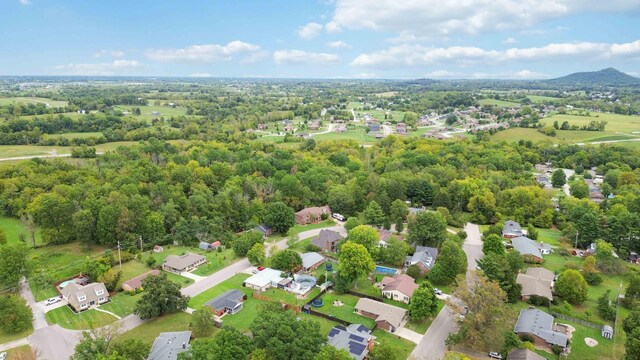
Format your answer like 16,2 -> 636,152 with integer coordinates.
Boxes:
332,213 -> 345,221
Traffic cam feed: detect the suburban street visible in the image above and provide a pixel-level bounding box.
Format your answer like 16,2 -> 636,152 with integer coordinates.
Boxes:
562,168 -> 576,196
410,223 -> 483,360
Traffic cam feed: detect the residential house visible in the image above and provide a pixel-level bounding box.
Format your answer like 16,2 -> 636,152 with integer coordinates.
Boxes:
516,267 -> 555,301
153,245 -> 164,253
334,124 -> 347,133
301,252 -> 325,272
243,268 -> 283,292
296,133 -> 311,139
405,246 -> 438,274
535,175 -> 552,189
514,309 -> 568,350
380,274 -> 418,304
210,241 -> 221,250
257,123 -> 267,130
60,282 -> 109,312
311,229 -> 344,252
503,220 -> 524,238
122,270 -> 160,292
327,324 -> 374,360
199,241 -> 212,251
284,123 -> 294,132
254,224 -> 273,238
205,289 -> 245,316
162,253 -> 207,274
396,123 -> 407,135
407,207 -> 425,216
628,252 -> 639,264
295,206 -> 331,225
354,298 -> 407,332
511,237 -> 545,263
309,121 -> 320,130
585,242 -> 618,258
507,349 -> 546,360
534,163 -> 552,173
148,331 -> 191,360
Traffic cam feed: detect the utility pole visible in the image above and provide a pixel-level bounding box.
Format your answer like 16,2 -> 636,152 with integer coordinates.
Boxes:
117,241 -> 122,270
574,230 -> 579,249
139,236 -> 143,253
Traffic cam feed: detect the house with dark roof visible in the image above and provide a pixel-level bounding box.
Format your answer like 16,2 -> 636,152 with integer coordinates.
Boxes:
205,289 -> 245,316
514,309 -> 568,350
148,331 -> 191,360
511,237 -> 546,263
122,269 -> 160,292
354,298 -> 407,332
405,246 -> 438,274
301,252 -> 325,272
503,220 -> 524,238
254,224 -> 273,238
516,267 -> 555,301
295,206 -> 331,225
311,229 -> 344,252
327,324 -> 374,360
162,253 -> 207,274
380,274 -> 418,304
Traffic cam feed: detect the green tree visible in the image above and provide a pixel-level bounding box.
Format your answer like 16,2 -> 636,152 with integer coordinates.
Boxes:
0,295 -> 32,333
395,217 -> 404,234
72,331 -> 111,360
409,282 -> 438,321
338,242 -> 375,282
191,308 -> 215,338
380,237 -> 411,267
247,242 -> 266,265
468,189 -> 497,224
0,244 -> 29,290
597,290 -> 616,321
570,180 -> 589,199
595,239 -> 623,274
406,264 -> 422,279
233,231 -> 263,257
184,327 -> 254,360
428,240 -> 467,285
364,200 -> 385,227
482,234 -> 505,255
624,274 -> 640,309
624,310 -> 640,334
314,345 -> 352,360
73,209 -> 97,249
582,255 -> 602,285
408,211 -> 448,247
250,308 -> 324,360
344,217 -> 361,231
555,269 -> 588,304
0,229 -> 7,245
626,328 -> 640,360
264,202 -> 296,234
134,274 -> 189,319
269,249 -> 302,273
551,169 -> 566,188
347,225 -> 379,254
110,339 -> 149,360
526,224 -> 538,240
389,199 -> 409,223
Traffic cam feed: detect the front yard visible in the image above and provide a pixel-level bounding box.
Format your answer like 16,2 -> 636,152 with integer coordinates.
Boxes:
188,273 -> 251,309
99,293 -> 141,318
115,312 -> 194,346
0,326 -> 33,347
45,305 -> 118,330
149,246 -> 239,277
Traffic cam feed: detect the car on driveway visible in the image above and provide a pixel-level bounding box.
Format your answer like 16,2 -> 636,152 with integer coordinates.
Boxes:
45,297 -> 61,306
488,352 -> 503,359
434,288 -> 443,295
252,269 -> 259,274
257,266 -> 265,271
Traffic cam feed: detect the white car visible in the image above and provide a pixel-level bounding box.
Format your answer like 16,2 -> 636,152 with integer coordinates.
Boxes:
0,351 -> 7,360
434,288 -> 443,295
488,352 -> 503,359
332,213 -> 346,221
45,297 -> 61,306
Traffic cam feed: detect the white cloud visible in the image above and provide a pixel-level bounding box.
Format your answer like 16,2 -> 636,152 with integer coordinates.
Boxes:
273,50 -> 339,65
19,0 -> 31,5
189,73 -> 212,78
297,23 -> 323,40
52,60 -> 144,76
350,72 -> 378,79
94,50 -> 125,58
352,40 -> 640,67
328,0 -> 640,38
146,41 -> 261,63
325,21 -> 342,33
503,37 -> 518,44
327,40 -> 351,49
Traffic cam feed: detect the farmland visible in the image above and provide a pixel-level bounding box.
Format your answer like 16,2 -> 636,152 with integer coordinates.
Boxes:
0,97 -> 68,108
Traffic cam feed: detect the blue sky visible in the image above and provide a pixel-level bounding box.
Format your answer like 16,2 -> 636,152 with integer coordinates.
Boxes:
1,0 -> 640,79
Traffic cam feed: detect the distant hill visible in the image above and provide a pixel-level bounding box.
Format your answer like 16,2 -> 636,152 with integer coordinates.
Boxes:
546,68 -> 640,86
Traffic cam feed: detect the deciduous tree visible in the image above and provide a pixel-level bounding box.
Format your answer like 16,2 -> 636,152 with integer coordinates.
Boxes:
409,282 -> 438,321
408,211 -> 447,247
247,243 -> 266,265
428,240 -> 467,285
338,242 -> 374,282
555,269 -> 588,304
264,202 -> 296,234
134,274 -> 189,319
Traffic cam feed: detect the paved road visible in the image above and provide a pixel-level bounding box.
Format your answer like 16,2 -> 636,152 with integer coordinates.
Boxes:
562,168 -> 576,196
20,279 -> 48,330
28,325 -> 80,360
0,152 -> 105,163
410,222 -> 482,360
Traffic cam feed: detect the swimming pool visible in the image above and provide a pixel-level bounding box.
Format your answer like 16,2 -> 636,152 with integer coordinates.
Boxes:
374,265 -> 398,275
59,280 -> 75,289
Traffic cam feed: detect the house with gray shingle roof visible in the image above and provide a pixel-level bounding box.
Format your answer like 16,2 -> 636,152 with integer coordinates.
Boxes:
311,229 -> 344,252
514,309 -> 568,349
162,253 -> 206,274
327,324 -> 374,360
205,289 -> 245,316
503,220 -> 524,238
148,331 -> 191,360
511,237 -> 545,263
60,282 -> 109,312
405,246 -> 438,274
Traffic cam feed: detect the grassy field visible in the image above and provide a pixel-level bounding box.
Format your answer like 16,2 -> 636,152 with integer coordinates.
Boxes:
544,112 -> 640,134
115,312 -> 194,345
313,291 -> 377,329
43,132 -> 103,139
372,329 -> 416,360
489,127 -> 639,144
148,245 -> 239,277
537,228 -> 563,247
0,97 -> 68,107
45,305 -> 118,330
478,98 -> 521,107
0,141 -> 140,159
0,326 -> 33,347
290,220 -> 336,235
0,215 -> 43,246
188,273 -> 251,309
99,293 -> 141,318
3,345 -> 35,360
528,95 -> 563,103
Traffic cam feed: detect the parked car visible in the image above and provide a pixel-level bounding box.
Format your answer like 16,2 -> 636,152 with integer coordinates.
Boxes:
45,297 -> 61,306
252,269 -> 259,274
578,251 -> 584,257
0,352 -> 7,360
332,213 -> 345,221
488,352 -> 503,359
434,288 -> 443,295
257,266 -> 265,271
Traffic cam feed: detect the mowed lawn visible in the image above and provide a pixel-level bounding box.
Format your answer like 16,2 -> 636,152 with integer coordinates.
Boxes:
0,326 -> 33,347
45,305 -> 118,330
99,293 -> 141,318
313,292 -> 376,329
0,97 -> 68,107
489,127 -> 640,144
115,312 -> 194,346
0,215 -> 43,246
189,273 -> 251,309
148,245 -> 239,277
544,112 -> 640,134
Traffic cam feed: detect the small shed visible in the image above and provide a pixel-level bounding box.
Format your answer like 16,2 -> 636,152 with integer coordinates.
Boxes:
602,325 -> 613,339
153,245 -> 164,253
211,241 -> 221,250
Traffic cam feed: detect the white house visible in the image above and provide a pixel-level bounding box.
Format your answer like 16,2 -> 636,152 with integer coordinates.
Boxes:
243,268 -> 283,292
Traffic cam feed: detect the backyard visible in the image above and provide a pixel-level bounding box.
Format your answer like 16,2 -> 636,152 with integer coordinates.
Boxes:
312,291 -> 376,329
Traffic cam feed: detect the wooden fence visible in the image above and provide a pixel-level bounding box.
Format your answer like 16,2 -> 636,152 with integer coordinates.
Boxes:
551,312 -> 602,329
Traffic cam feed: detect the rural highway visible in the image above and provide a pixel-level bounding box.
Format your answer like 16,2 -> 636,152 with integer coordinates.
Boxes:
410,223 -> 483,360
0,152 -> 104,162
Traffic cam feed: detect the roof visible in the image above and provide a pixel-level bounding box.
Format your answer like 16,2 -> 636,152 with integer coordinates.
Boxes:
211,241 -> 221,247
296,206 -> 330,218
525,267 -> 555,282
244,268 -> 283,288
148,331 -> 191,360
60,282 -> 108,305
381,274 -> 419,298
355,298 -> 407,329
327,324 -> 372,360
122,270 -> 160,290
511,237 -> 543,259
198,241 -> 210,250
254,224 -> 271,234
516,274 -> 553,300
602,325 -> 613,332
514,309 -> 568,347
312,229 -> 344,249
507,349 -> 546,360
205,289 -> 244,311
301,252 -> 325,269
503,220 -> 523,235
406,246 -> 438,269
163,253 -> 206,271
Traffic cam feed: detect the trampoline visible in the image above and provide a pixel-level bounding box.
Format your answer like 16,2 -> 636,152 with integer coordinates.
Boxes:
311,299 -> 324,307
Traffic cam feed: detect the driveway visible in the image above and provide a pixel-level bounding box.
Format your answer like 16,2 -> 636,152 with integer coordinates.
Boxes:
562,168 -> 575,196
462,223 -> 483,276
409,306 -> 459,360
180,271 -> 205,282
395,327 -> 423,344
181,258 -> 251,298
20,279 -> 47,330
28,325 -> 80,360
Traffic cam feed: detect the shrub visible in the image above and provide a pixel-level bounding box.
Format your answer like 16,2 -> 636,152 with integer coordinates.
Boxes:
519,334 -> 534,343
145,255 -> 157,268
551,345 -> 563,355
406,265 -> 422,279
527,295 -> 550,307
